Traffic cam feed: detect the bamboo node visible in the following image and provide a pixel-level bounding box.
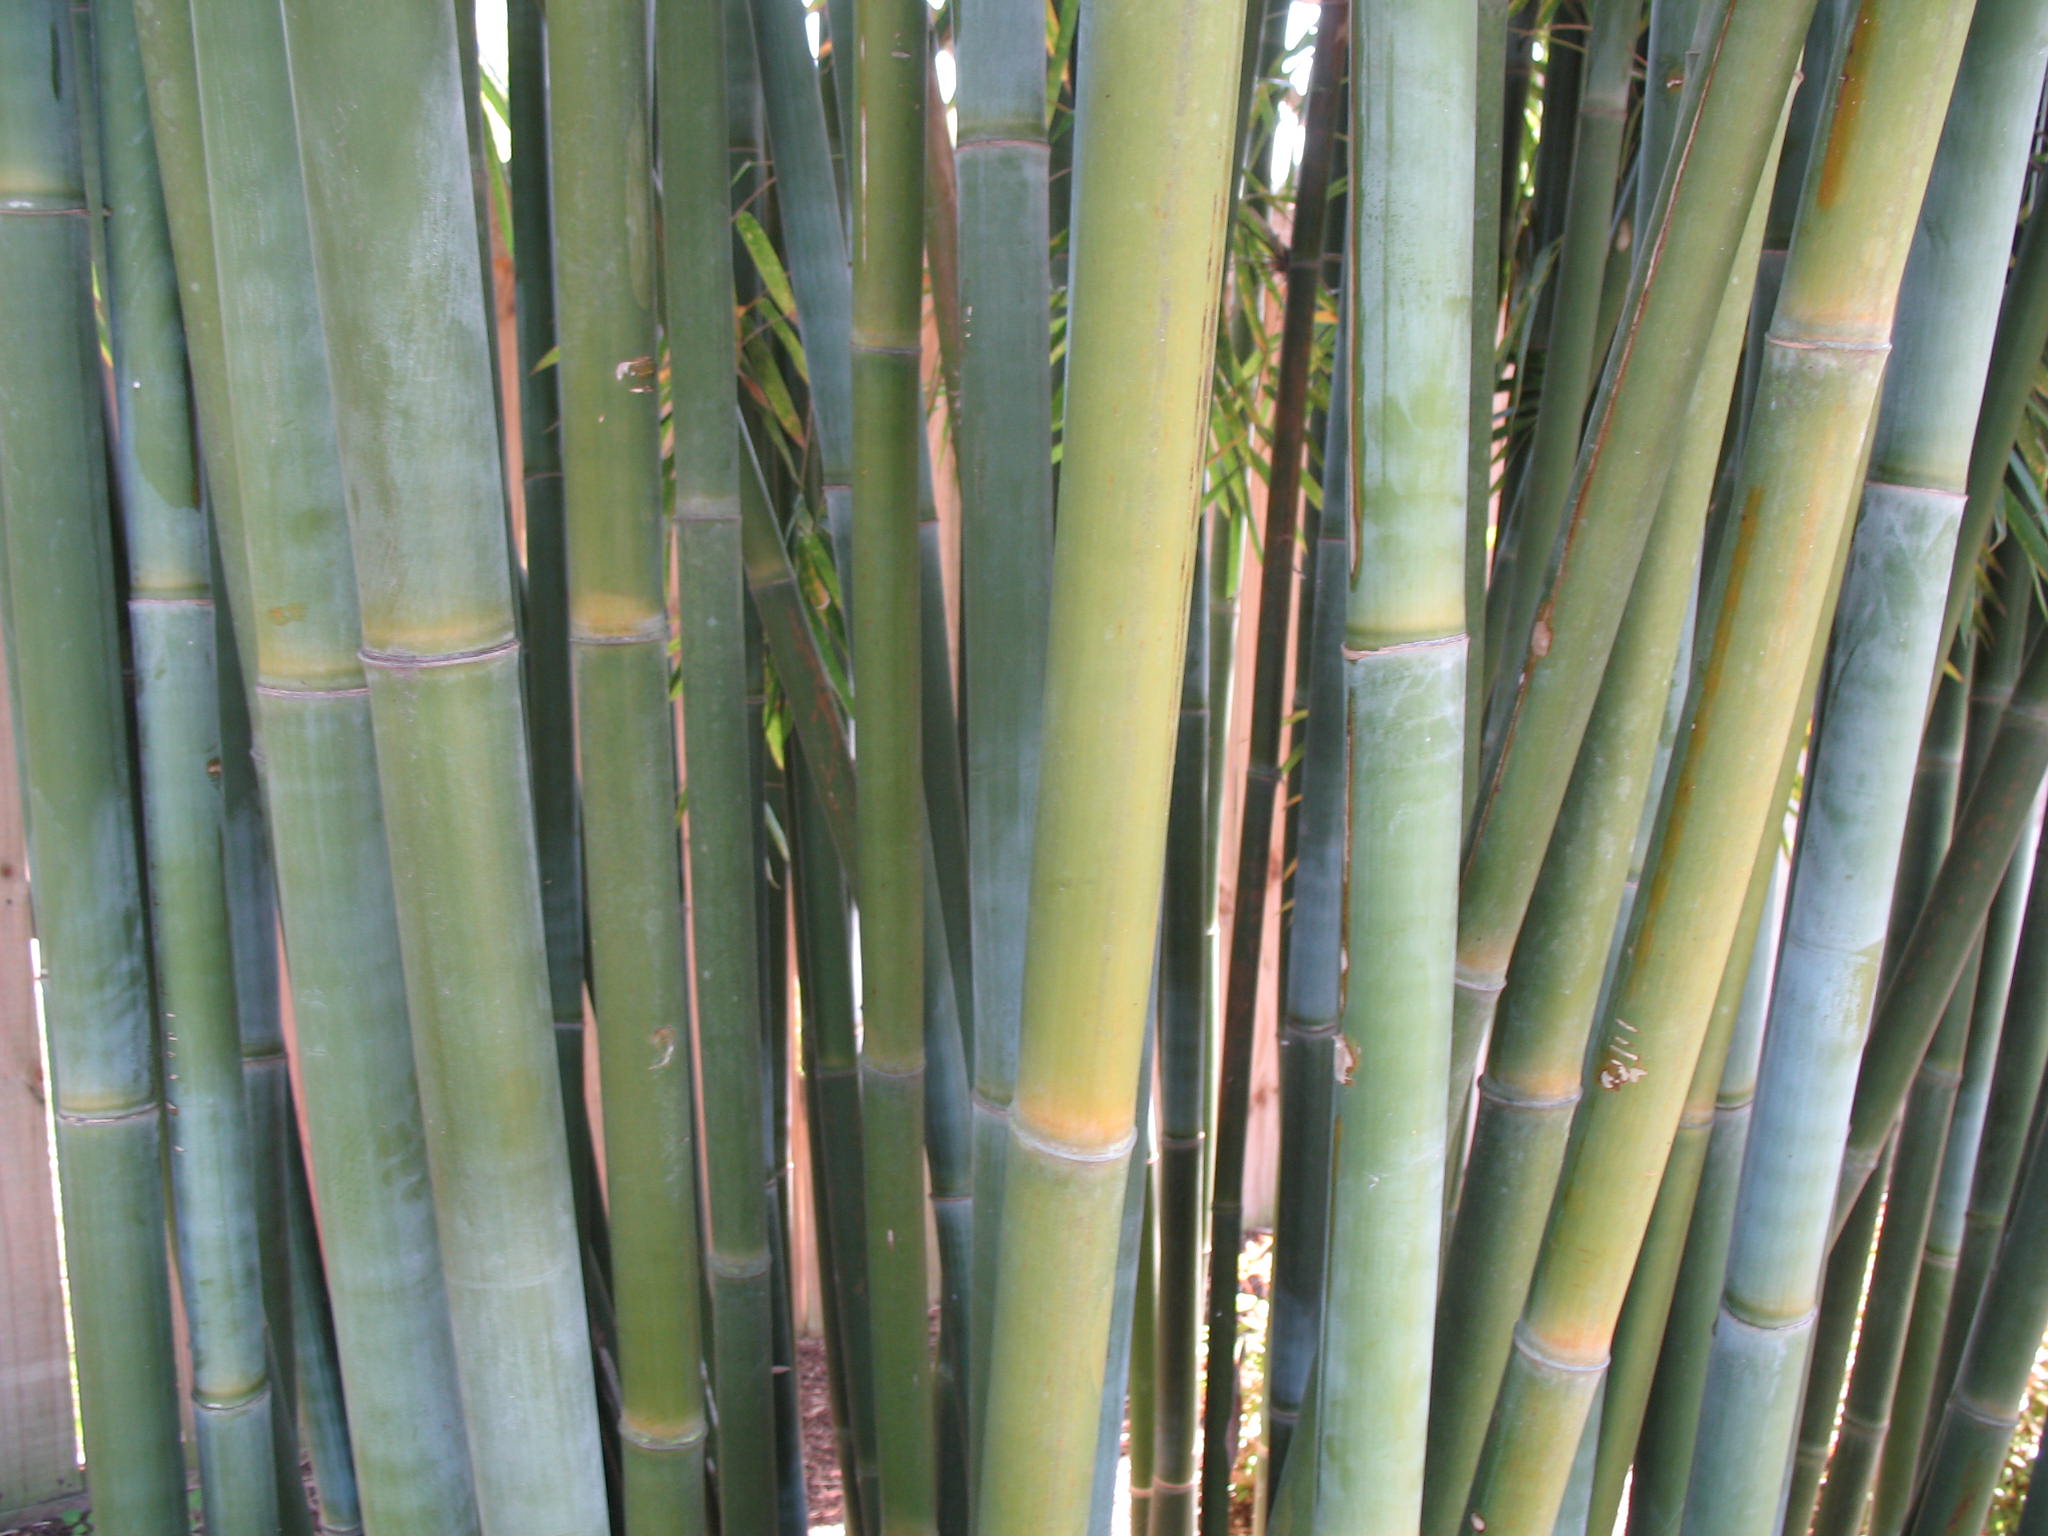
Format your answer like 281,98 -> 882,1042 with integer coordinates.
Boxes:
360,635 -> 520,671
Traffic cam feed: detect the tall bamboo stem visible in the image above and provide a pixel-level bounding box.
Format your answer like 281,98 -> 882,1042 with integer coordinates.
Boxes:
1154,517 -> 1214,1536
277,7 -> 608,1527
1300,3 -> 1472,1532
147,0 -> 482,1523
551,0 -> 709,1526
1905,1068 -> 2048,1536
1680,4 -> 2047,1521
506,0 -> 605,1299
954,0 -> 1058,1443
1464,4 -> 1977,1527
1266,320 -> 1351,1503
0,11 -> 184,1527
1935,805 -> 2048,1426
1481,0 -> 1635,754
853,0 -> 936,1527
1875,794 -> 2043,1534
1423,112 -> 1781,1536
1203,13 -> 1346,1521
972,0 -> 1244,1524
1451,0 -> 1819,1140
99,0 -> 276,1518
1608,863 -> 1786,1536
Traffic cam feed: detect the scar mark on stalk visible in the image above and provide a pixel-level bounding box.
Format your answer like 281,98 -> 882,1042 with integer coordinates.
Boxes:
1598,1017 -> 1647,1090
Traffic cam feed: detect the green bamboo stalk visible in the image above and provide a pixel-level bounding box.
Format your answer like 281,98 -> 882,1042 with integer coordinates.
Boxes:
1301,4 -> 1471,1532
1733,0 -> 1853,498
88,2 -> 279,1525
1203,12 -> 1346,1522
1813,936 -> 1983,1536
1451,0 -> 1820,1140
954,0 -> 1058,1445
144,0 -> 482,1524
1131,1185 -> 1159,1536
1421,125 -> 1777,1536
1483,12 -> 1579,573
1589,843 -> 1784,1536
745,0 -> 854,583
735,430 -> 856,865
1153,516 -> 1213,1536
506,0 -> 605,1295
0,11 -> 184,1527
1934,796 -> 2048,1429
790,748 -> 880,1536
2017,1428 -> 2048,1536
851,0 -> 935,1528
1093,1024 -> 1156,1536
922,852 -> 974,1536
1679,6 -> 2048,1520
1481,0 -> 1636,752
1613,865 -> 1786,1536
1465,0 -> 1506,825
1265,319 -> 1350,1503
1498,0 -> 1538,251
549,0 -> 708,1528
277,7 -> 608,1527
1903,1078 -> 2048,1536
1464,5 -> 1977,1528
1784,1134 -> 1898,1536
216,601 -> 314,1536
1832,629 -> 2048,1237
1634,0 -> 1706,290
1875,794 -> 2044,1535
972,0 -> 1244,1522
283,1133 -> 359,1536
1781,653 -> 1975,1535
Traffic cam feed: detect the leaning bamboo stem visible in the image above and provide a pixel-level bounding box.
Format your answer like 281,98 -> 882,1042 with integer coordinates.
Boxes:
1464,5 -> 1976,1528
1937,798 -> 2048,1422
277,8 -> 607,1527
1906,1058 -> 2048,1536
1451,0 -> 1819,1137
1833,630 -> 2048,1239
1681,4 -> 2047,1517
148,0 -> 482,1524
1422,118 -> 1775,1536
0,13 -> 184,1527
1605,863 -> 1785,1536
973,0 -> 1244,1524
1875,795 -> 2043,1536
1481,0 -> 1633,747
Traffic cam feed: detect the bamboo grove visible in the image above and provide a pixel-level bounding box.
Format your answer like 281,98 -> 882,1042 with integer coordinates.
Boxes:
18,0 -> 2048,1533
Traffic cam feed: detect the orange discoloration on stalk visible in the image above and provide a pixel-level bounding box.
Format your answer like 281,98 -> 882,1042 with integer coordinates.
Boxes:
1815,8 -> 1876,210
